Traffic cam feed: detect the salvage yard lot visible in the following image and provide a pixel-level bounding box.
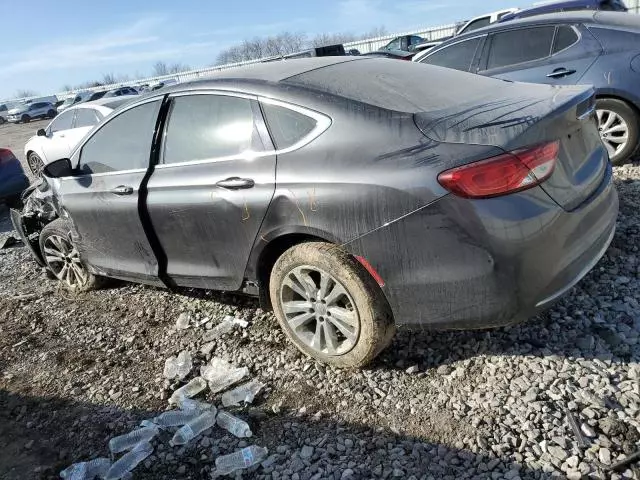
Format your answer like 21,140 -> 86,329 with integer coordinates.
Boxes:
0,119 -> 639,479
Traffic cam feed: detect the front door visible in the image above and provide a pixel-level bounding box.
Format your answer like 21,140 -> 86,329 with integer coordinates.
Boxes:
479,24 -> 601,85
54,99 -> 163,283
146,92 -> 276,290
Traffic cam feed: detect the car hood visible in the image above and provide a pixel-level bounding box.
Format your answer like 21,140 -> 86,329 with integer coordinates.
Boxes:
8,106 -> 27,114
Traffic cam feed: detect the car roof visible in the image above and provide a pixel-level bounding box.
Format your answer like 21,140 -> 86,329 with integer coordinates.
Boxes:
506,0 -> 603,17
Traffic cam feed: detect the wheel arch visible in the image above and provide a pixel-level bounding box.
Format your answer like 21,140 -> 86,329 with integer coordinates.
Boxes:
249,228 -> 338,310
595,92 -> 640,116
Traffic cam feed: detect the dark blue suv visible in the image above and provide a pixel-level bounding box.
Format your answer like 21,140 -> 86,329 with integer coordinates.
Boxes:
416,11 -> 640,164
500,0 -> 627,22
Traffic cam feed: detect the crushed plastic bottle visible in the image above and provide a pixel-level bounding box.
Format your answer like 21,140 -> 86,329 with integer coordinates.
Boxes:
170,410 -> 217,446
163,351 -> 192,380
169,376 -> 207,405
105,442 -> 153,480
152,409 -> 202,428
202,316 -> 235,341
221,380 -> 265,407
108,426 -> 159,454
213,445 -> 268,477
200,357 -> 248,394
232,318 -> 249,328
216,410 -> 252,438
179,397 -> 217,414
60,458 -> 111,479
175,312 -> 191,330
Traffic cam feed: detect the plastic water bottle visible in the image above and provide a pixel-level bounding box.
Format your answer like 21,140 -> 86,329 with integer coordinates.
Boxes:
152,409 -> 202,428
179,398 -> 217,415
169,377 -> 207,405
108,426 -> 159,454
175,312 -> 191,330
170,410 -> 217,446
200,357 -> 248,394
216,411 -> 252,438
105,442 -> 153,480
213,446 -> 268,476
202,316 -> 235,341
163,351 -> 192,380
221,380 -> 264,407
60,458 -> 111,479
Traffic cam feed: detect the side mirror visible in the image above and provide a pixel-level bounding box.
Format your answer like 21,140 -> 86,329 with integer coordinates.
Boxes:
37,128 -> 46,137
42,158 -> 73,178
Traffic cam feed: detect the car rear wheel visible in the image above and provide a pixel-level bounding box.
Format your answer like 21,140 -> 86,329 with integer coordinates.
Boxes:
21,114 -> 30,123
39,219 -> 100,292
0,117 -> 5,125
596,98 -> 639,165
27,152 -> 45,176
47,109 -> 56,118
270,242 -> 395,368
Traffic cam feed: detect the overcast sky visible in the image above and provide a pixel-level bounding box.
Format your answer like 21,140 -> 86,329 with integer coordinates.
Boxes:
0,0 -> 520,99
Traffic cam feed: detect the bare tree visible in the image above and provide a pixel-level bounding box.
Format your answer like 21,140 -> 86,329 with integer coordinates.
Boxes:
102,73 -> 117,85
153,61 -> 170,76
310,32 -> 357,47
215,31 -> 307,64
361,26 -> 387,39
15,89 -> 38,98
169,63 -> 190,74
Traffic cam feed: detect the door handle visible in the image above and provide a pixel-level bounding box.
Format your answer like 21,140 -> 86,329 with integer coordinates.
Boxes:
547,68 -> 576,78
110,185 -> 134,195
216,177 -> 255,190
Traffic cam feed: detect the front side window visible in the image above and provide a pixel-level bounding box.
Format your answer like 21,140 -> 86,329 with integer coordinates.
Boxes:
486,26 -> 555,70
163,95 -> 261,165
384,38 -> 401,51
420,37 -> 483,72
79,100 -> 160,175
49,110 -> 75,133
262,103 -> 318,150
75,108 -> 100,128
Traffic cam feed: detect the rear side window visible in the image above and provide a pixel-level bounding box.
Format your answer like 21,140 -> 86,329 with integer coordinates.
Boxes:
262,103 -> 317,150
486,26 -> 555,70
462,17 -> 491,34
163,94 -> 261,165
420,37 -> 483,72
553,26 -> 579,54
79,100 -> 160,174
75,108 -> 100,128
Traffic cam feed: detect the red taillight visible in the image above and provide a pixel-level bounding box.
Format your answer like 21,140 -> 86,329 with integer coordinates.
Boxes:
0,148 -> 16,165
437,141 -> 559,199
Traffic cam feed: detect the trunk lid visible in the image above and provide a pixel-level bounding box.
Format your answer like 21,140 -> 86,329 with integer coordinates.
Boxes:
414,82 -> 607,211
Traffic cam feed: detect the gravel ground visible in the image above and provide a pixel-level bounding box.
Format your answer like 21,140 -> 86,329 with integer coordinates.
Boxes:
0,121 -> 639,479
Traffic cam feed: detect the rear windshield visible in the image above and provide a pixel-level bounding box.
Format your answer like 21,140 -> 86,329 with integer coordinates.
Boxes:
285,58 -> 511,113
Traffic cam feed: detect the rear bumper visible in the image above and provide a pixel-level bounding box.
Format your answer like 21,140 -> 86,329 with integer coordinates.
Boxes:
344,163 -> 618,329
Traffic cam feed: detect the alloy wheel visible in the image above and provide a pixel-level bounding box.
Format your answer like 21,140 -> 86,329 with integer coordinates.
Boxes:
597,109 -> 629,159
279,265 -> 360,356
28,154 -> 44,176
42,234 -> 88,288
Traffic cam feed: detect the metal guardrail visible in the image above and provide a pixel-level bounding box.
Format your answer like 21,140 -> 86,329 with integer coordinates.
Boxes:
0,22 -> 459,104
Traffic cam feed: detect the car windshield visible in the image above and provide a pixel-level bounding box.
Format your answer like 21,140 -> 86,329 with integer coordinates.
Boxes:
62,97 -> 75,106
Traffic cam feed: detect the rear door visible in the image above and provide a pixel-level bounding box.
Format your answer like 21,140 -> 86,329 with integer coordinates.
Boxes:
54,99 -> 163,282
145,92 -> 276,290
478,24 -> 602,84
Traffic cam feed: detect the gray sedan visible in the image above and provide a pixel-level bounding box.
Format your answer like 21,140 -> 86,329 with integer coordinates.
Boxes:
13,57 -> 618,367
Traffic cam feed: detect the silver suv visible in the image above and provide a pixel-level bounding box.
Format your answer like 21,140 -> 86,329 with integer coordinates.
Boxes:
6,102 -> 57,123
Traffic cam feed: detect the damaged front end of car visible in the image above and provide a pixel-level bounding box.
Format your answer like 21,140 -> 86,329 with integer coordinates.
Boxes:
10,179 -> 59,267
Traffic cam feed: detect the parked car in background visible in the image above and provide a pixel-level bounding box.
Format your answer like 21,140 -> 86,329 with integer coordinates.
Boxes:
416,11 -> 640,164
380,34 -> 427,52
499,0 -> 627,22
86,91 -> 107,102
6,102 -> 56,124
0,149 -> 28,207
57,92 -> 94,113
149,78 -> 179,91
24,97 -> 137,175
24,95 -> 58,106
0,104 -> 9,124
13,57 -> 617,368
104,86 -> 138,97
362,49 -> 416,60
412,40 -> 444,53
456,8 -> 519,35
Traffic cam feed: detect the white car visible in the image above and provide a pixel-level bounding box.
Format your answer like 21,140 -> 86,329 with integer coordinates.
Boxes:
455,8 -> 519,36
24,96 -> 137,175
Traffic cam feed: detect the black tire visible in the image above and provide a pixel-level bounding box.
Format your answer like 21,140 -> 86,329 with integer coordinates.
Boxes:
39,219 -> 101,292
47,109 -> 56,118
596,98 -> 639,166
270,242 -> 395,368
21,114 -> 30,124
27,152 -> 45,176
0,116 -> 5,125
